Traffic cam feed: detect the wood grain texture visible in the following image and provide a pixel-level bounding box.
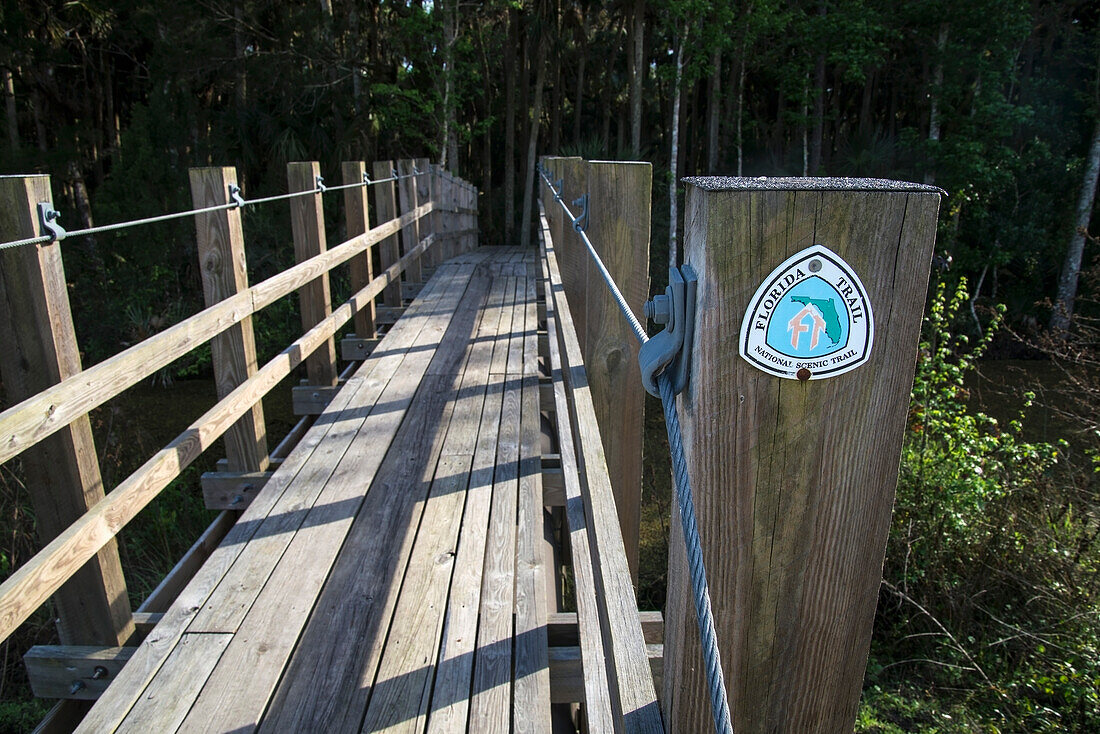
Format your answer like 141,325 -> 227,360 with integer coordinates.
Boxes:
24,644 -> 136,700
415,157 -> 434,266
374,160 -> 404,307
288,161 -> 338,386
254,275 -> 485,733
0,244 -> 438,644
0,175 -> 134,647
398,159 -> 423,285
190,166 -> 269,474
343,160 -> 376,338
583,160 -> 650,582
426,275 -> 510,734
541,202 -> 663,733
664,182 -> 940,733
551,158 -> 587,351
0,198 -> 429,468
537,206 -> 614,731
513,275 -> 552,734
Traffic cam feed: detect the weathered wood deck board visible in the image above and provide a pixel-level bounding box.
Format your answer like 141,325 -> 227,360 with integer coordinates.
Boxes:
80,246 -> 607,734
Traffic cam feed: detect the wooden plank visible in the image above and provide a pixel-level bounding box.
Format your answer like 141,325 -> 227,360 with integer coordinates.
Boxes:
252,275 -> 489,733
114,633 -> 232,733
201,472 -> 270,510
537,212 -> 614,732
470,276 -> 521,733
514,273 -> 552,733
24,644 -> 136,700
187,268 -> 467,637
549,645 -> 663,705
136,511 -> 237,614
377,305 -> 407,324
0,242 -> 439,644
178,267 -> 479,733
583,161 -> 650,582
288,160 -> 338,387
0,198 -> 431,468
426,274 -> 510,734
374,160 -> 403,307
75,347 -> 381,733
547,611 -> 664,647
0,175 -> 133,648
359,271 -> 498,733
665,181 -> 940,733
341,335 -> 381,361
540,201 -> 662,731
190,166 -> 270,474
290,383 -> 342,415
550,157 -> 587,349
343,160 -> 376,338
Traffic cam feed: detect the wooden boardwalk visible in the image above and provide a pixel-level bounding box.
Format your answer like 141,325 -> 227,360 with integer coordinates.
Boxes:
80,247 -> 553,733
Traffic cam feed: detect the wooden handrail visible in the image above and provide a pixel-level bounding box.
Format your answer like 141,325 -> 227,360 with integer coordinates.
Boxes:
0,201 -> 432,467
0,230 -> 438,642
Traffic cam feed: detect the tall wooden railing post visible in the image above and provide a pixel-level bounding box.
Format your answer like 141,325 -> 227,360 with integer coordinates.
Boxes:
0,175 -> 134,646
372,160 -> 402,308
190,167 -> 269,473
556,158 -> 588,351
427,164 -> 443,268
413,157 -> 433,268
342,160 -> 376,339
467,183 -> 478,253
396,159 -> 422,286
586,161 -> 650,582
663,178 -> 942,732
287,161 -> 338,387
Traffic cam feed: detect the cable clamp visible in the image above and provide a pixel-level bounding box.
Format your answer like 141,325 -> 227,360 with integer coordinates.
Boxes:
391,168 -> 399,179
553,178 -> 564,201
640,264 -> 697,397
571,193 -> 589,232
315,175 -> 327,194
37,203 -> 66,242
362,172 -> 372,185
228,184 -> 246,208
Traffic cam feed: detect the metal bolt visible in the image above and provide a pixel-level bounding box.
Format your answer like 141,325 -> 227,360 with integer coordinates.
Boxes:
91,666 -> 109,680
645,294 -> 672,325
230,494 -> 244,506
70,680 -> 86,695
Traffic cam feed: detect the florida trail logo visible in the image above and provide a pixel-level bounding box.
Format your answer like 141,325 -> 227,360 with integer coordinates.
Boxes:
739,245 -> 874,380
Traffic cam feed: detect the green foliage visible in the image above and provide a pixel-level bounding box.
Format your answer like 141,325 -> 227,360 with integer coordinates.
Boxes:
869,279 -> 1100,732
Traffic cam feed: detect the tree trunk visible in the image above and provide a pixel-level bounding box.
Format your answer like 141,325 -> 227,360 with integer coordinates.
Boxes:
736,57 -> 745,175
550,0 -> 562,154
504,7 -> 517,243
630,0 -> 644,156
3,67 -> 17,154
925,24 -> 948,185
810,3 -> 826,174
440,0 -> 458,172
669,22 -> 688,267
1051,115 -> 1100,332
707,48 -> 721,172
521,31 -> 548,250
574,13 -> 587,146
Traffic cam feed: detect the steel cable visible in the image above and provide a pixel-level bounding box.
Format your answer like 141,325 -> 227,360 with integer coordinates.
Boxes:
538,169 -> 734,734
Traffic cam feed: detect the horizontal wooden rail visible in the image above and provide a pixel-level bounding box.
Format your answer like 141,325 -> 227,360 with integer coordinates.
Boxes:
0,201 -> 433,467
0,232 -> 438,642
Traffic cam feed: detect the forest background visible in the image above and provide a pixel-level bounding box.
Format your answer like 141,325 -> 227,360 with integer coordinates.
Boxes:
0,0 -> 1098,731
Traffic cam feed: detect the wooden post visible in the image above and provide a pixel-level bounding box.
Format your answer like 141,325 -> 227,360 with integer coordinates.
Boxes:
663,178 -> 942,732
396,159 -> 422,286
372,160 -> 402,308
555,158 -> 588,348
583,160 -> 650,582
468,184 -> 478,252
428,164 -> 444,268
287,161 -> 338,387
189,167 -> 269,474
414,157 -> 433,267
0,175 -> 134,647
342,161 -> 376,339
